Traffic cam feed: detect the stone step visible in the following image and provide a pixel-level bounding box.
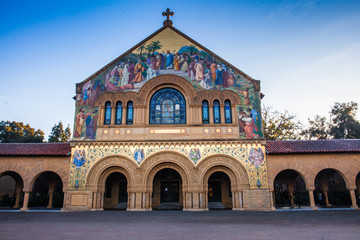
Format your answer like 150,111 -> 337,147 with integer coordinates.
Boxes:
156,202 -> 182,210
208,202 -> 226,209
114,202 -> 127,210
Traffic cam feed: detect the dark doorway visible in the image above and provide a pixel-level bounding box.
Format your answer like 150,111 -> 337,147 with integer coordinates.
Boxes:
0,171 -> 23,209
153,168 -> 182,210
29,171 -> 63,209
314,169 -> 351,208
273,170 -> 309,208
104,172 -> 128,210
208,181 -> 221,202
161,181 -> 179,202
208,172 -> 232,209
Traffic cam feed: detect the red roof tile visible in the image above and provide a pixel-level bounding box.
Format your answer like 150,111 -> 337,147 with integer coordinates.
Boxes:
0,143 -> 71,156
266,139 -> 360,154
2,140 -> 360,156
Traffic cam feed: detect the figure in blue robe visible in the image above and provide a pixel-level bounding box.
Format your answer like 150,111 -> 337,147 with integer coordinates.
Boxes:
163,51 -> 174,69
215,65 -> 225,89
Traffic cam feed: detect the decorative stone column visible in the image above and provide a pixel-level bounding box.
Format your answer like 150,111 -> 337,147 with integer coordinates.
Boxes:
307,187 -> 318,210
91,191 -> 98,210
13,187 -> 22,209
209,106 -> 214,124
349,187 -> 359,209
127,192 -> 136,210
111,106 -> 116,125
192,191 -> 200,210
47,190 -> 54,209
47,183 -> 56,209
99,107 -> 105,126
99,191 -> 104,211
183,191 -> 192,210
269,190 -> 276,211
231,190 -> 244,210
61,191 -> 67,212
20,190 -> 30,212
91,191 -> 104,211
220,104 -> 225,124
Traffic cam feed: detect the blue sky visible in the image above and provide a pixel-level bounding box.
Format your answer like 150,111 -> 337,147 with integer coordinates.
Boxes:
1,0 -> 360,138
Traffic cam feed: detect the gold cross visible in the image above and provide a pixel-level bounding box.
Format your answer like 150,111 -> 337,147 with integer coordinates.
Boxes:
162,8 -> 174,21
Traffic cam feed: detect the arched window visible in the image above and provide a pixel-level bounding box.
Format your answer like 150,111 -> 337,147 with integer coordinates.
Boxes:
224,100 -> 232,123
104,101 -> 111,125
149,87 -> 186,125
202,100 -> 209,124
115,101 -> 122,125
126,101 -> 133,125
213,100 -> 221,124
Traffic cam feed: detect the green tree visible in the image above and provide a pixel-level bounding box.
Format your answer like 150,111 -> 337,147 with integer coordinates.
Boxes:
145,44 -> 152,56
262,106 -> 302,140
188,45 -> 197,55
329,101 -> 360,139
301,115 -> 330,140
0,121 -> 44,143
48,121 -> 71,142
149,40 -> 162,56
136,44 -> 145,60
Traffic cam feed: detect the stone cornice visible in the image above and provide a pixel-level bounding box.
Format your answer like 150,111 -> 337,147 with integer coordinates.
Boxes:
70,139 -> 266,148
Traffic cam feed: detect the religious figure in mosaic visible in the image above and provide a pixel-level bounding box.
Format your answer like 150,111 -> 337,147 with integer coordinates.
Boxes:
248,147 -> 264,167
189,148 -> 201,163
73,149 -> 87,168
134,148 -> 145,164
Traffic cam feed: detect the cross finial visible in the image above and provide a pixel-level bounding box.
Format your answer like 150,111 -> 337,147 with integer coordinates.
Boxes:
162,8 -> 174,27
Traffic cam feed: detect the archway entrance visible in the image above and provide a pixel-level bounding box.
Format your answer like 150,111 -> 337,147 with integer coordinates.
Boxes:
273,170 -> 309,208
152,168 -> 182,210
208,172 -> 232,209
103,172 -> 128,210
29,171 -> 63,209
314,169 -> 351,208
0,171 -> 23,209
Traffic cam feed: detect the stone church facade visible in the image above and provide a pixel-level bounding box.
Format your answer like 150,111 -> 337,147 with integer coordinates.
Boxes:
0,10 -> 359,211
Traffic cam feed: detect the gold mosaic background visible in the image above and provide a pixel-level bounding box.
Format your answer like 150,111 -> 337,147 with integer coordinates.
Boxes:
69,143 -> 268,190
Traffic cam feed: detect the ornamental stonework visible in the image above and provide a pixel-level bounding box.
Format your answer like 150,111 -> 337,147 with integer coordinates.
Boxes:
68,141 -> 268,190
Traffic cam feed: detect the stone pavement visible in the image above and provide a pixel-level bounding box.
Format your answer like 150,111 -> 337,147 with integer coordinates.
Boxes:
0,210 -> 359,240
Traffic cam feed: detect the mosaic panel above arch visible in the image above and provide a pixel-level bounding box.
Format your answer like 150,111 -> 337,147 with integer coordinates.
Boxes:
69,142 -> 268,190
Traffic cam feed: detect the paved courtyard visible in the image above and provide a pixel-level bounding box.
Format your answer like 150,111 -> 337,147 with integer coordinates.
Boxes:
0,210 -> 359,240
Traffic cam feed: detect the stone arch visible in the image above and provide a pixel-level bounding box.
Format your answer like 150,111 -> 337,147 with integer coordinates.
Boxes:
195,90 -> 241,105
269,168 -> 309,191
138,74 -> 197,106
0,170 -> 25,208
86,155 -> 138,191
97,167 -> 131,193
140,151 -> 194,189
202,166 -> 236,189
0,166 -> 26,188
272,169 -> 309,208
313,168 -> 353,207
311,167 -> 351,188
268,161 -> 312,191
27,164 -> 68,192
197,154 -> 249,191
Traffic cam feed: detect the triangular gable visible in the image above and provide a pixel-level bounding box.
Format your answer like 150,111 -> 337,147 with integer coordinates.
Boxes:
76,25 -> 260,93
73,23 -> 264,140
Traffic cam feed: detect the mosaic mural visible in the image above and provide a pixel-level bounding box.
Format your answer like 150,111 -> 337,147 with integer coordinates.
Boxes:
69,143 -> 268,190
73,27 -> 263,140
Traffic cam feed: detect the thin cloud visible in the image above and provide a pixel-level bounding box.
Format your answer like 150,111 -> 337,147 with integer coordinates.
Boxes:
269,0 -> 318,18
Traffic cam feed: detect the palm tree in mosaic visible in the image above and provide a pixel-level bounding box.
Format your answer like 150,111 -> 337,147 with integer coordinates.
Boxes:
188,45 -> 197,55
137,44 -> 146,60
150,40 -> 162,56
145,44 -> 153,56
